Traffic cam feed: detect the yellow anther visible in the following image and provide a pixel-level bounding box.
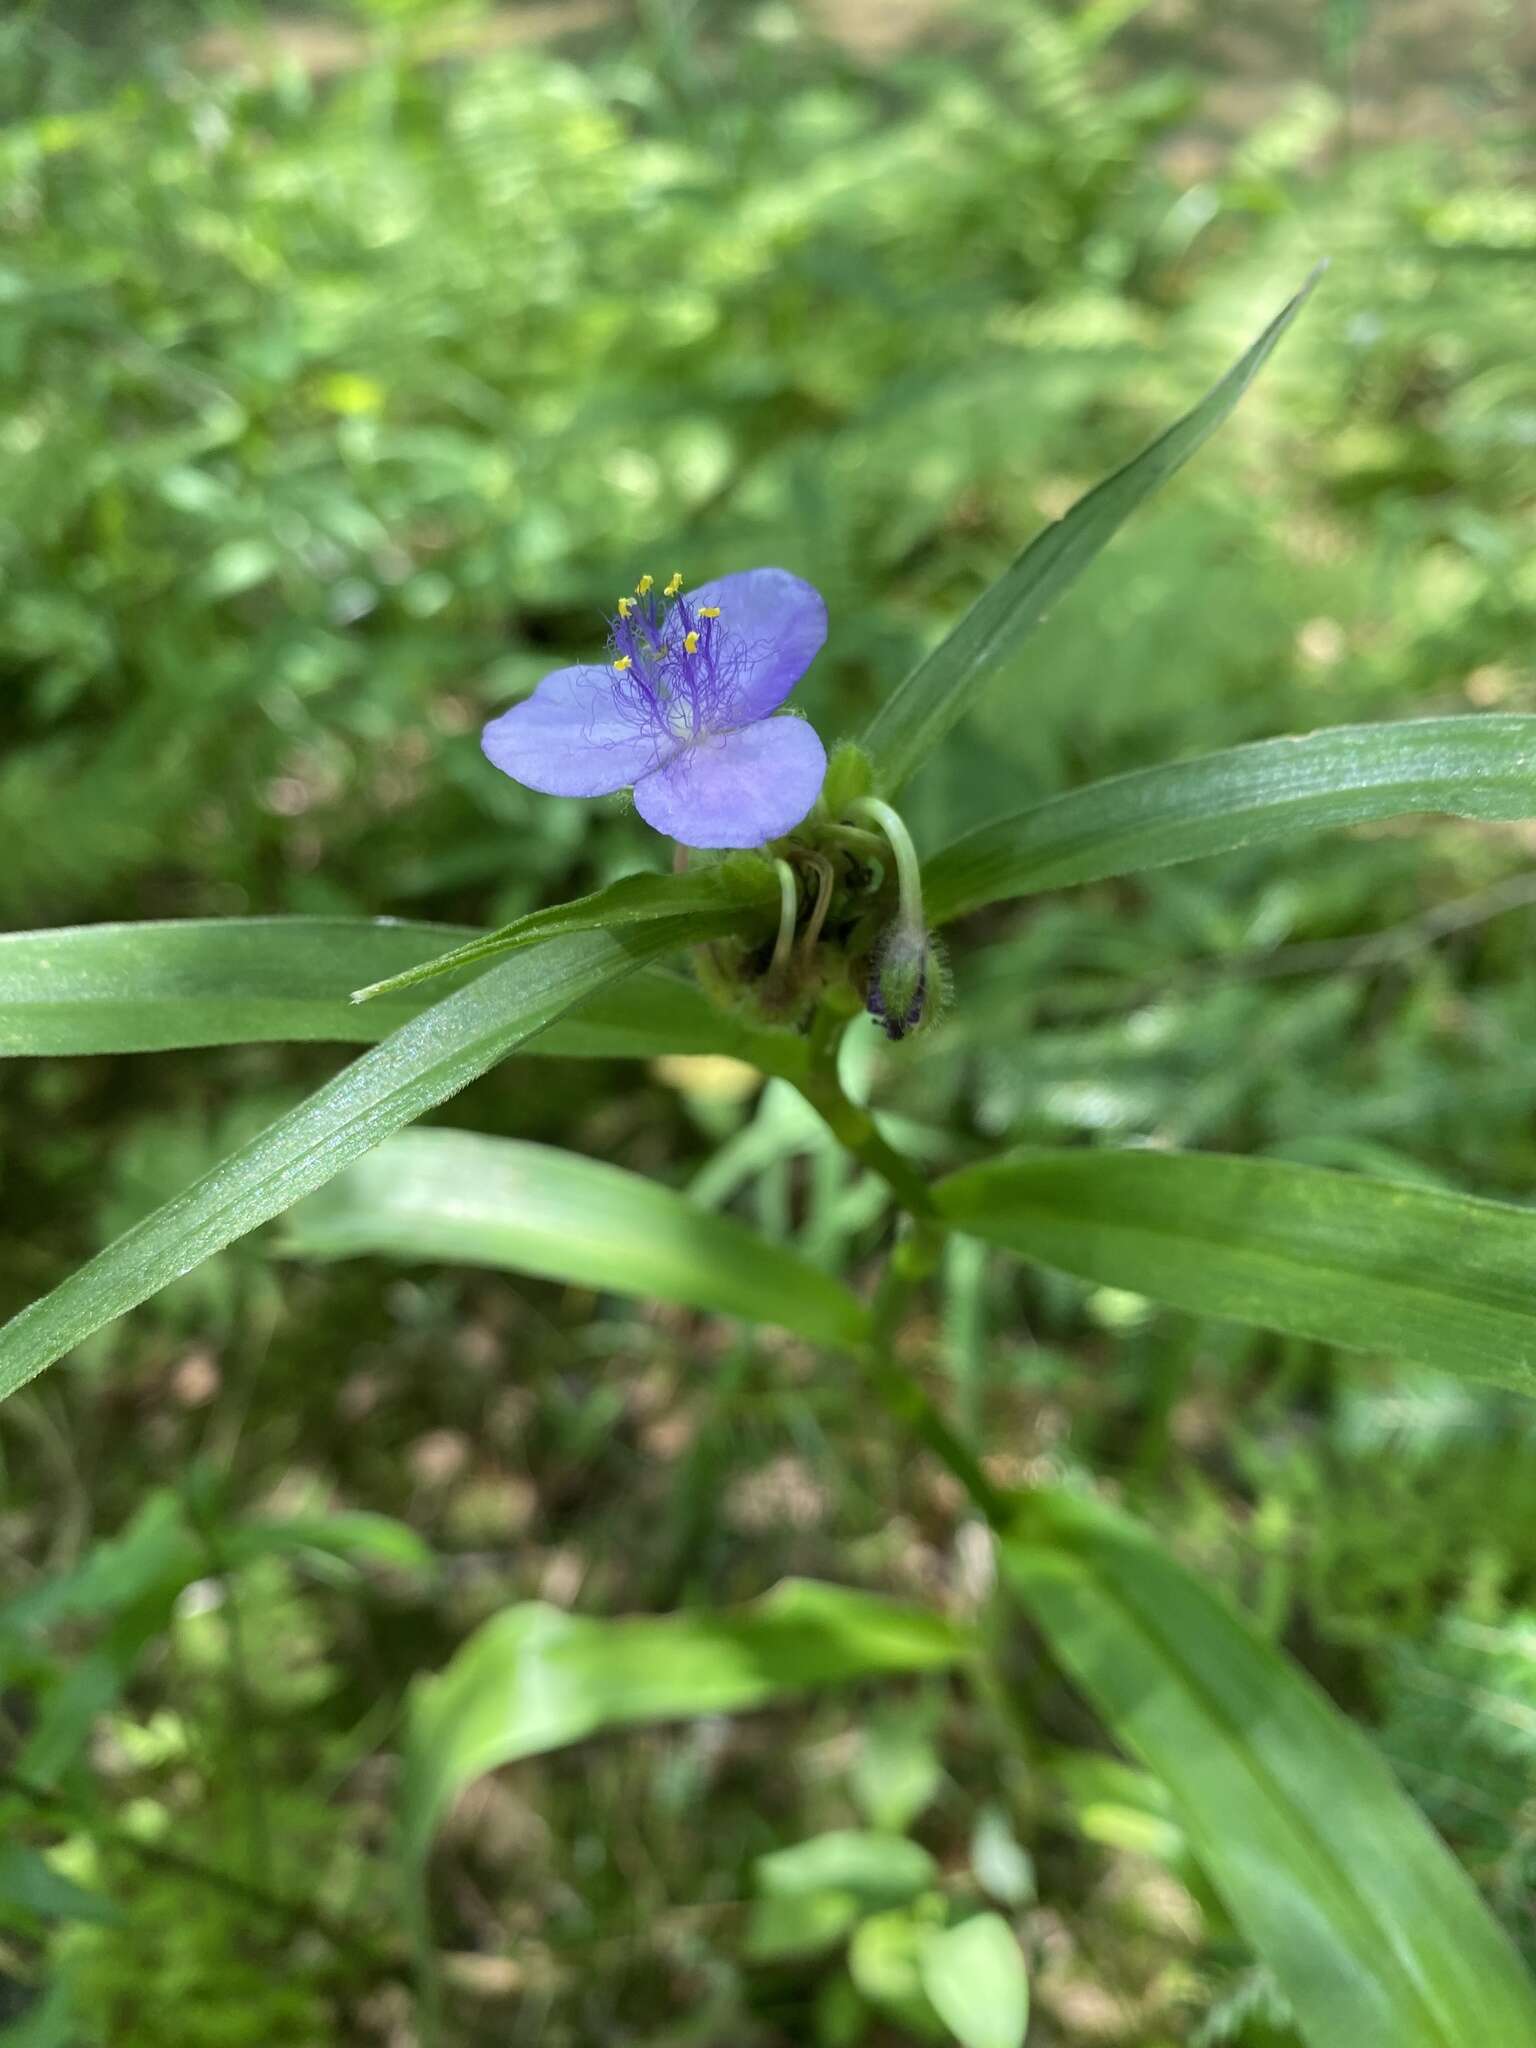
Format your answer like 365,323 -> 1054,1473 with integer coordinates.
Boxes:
635,574 -> 654,596
612,655 -> 632,672
664,571 -> 684,598
698,605 -> 721,619
617,596 -> 634,618
683,630 -> 700,654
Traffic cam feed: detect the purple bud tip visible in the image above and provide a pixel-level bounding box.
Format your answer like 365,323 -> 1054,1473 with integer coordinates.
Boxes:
867,922 -> 929,1040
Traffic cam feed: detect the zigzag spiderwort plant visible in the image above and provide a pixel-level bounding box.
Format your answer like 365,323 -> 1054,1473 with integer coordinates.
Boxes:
7,271 -> 1536,2045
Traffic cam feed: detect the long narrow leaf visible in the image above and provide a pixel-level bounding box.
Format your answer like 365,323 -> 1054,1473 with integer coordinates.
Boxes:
1005,1491 -> 1536,2048
282,1128 -> 869,1348
0,918 -> 801,1069
0,917 -> 745,1401
859,269 -> 1321,795
925,715 -> 1536,924
401,1581 -> 968,1872
937,1147 -> 1536,1393
349,862 -> 776,1003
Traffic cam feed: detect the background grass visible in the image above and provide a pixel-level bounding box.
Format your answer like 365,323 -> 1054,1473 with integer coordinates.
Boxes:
1,1 -> 1534,2041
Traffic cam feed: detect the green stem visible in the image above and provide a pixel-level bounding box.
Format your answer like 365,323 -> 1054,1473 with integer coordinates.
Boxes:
793,1006 -> 1008,1526
795,1061 -> 937,1220
797,852 -> 835,965
769,858 -> 798,979
849,796 -> 923,928
856,1224 -> 1011,1529
820,822 -> 888,863
857,1342 -> 1010,1531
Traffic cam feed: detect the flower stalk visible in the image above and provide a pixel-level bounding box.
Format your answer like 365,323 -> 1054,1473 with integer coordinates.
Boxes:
849,796 -> 940,1039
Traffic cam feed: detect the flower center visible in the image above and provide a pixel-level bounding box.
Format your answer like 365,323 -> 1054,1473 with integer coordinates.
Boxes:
606,571 -> 737,746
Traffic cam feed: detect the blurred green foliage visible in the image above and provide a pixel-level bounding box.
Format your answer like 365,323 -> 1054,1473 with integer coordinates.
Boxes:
2,0 -> 1535,2041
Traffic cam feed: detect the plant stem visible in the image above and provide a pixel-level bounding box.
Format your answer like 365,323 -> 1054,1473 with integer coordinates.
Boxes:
859,1223 -> 1011,1529
794,1038 -> 937,1218
797,852 -> 835,965
820,823 -> 888,862
849,796 -> 924,929
769,858 -> 798,979
794,1005 -> 1011,1528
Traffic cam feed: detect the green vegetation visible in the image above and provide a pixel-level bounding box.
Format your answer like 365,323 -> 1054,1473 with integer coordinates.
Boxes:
2,2 -> 1534,2042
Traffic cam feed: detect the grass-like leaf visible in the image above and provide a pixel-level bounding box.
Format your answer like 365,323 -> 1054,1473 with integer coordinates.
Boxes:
923,715 -> 1536,923
860,268 -> 1322,796
937,1147 -> 1536,1394
349,862 -> 777,1003
282,1128 -> 869,1348
0,916 -> 800,1069
0,919 -> 743,1402
1006,1490 -> 1536,2048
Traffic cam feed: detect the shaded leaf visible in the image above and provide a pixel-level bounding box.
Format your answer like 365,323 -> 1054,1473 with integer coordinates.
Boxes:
0,921 -> 740,1401
746,1889 -> 862,1961
0,1846 -> 120,1930
849,1904 -> 947,2037
282,1128 -> 869,1349
755,1831 -> 938,1909
924,716 -> 1536,925
1005,1490 -> 1536,2048
937,1147 -> 1536,1394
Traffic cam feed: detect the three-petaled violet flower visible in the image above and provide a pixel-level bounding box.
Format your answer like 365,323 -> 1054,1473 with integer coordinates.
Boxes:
481,567 -> 828,849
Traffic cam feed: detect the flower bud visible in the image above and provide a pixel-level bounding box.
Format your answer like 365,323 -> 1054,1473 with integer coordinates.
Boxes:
866,919 -> 933,1040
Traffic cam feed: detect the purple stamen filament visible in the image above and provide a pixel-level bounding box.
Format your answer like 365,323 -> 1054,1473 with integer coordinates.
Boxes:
607,575 -> 750,753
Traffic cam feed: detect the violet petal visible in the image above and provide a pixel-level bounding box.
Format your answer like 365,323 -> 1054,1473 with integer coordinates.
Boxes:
632,716 -> 827,849
674,567 -> 827,726
481,664 -> 669,798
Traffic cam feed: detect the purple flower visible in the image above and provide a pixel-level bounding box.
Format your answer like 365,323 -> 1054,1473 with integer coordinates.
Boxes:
481,567 -> 828,849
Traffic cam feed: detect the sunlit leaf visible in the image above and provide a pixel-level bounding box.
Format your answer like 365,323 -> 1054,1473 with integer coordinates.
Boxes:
282,1128 -> 869,1348
0,917 -> 798,1069
937,1146 -> 1536,1393
859,268 -> 1321,794
349,862 -> 777,1003
0,921 -> 743,1401
401,1580 -> 969,1871
924,716 -> 1536,923
755,1831 -> 938,1909
918,1914 -> 1028,2048
1006,1490 -> 1536,2048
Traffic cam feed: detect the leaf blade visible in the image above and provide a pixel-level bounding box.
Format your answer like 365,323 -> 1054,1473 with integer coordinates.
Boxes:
401,1580 -> 968,1871
918,1914 -> 1029,2048
0,918 -> 742,1400
936,1146 -> 1536,1394
281,1128 -> 869,1348
860,268 -> 1321,795
0,917 -> 799,1069
924,715 -> 1536,924
1005,1491 -> 1536,2048
349,863 -> 777,1003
